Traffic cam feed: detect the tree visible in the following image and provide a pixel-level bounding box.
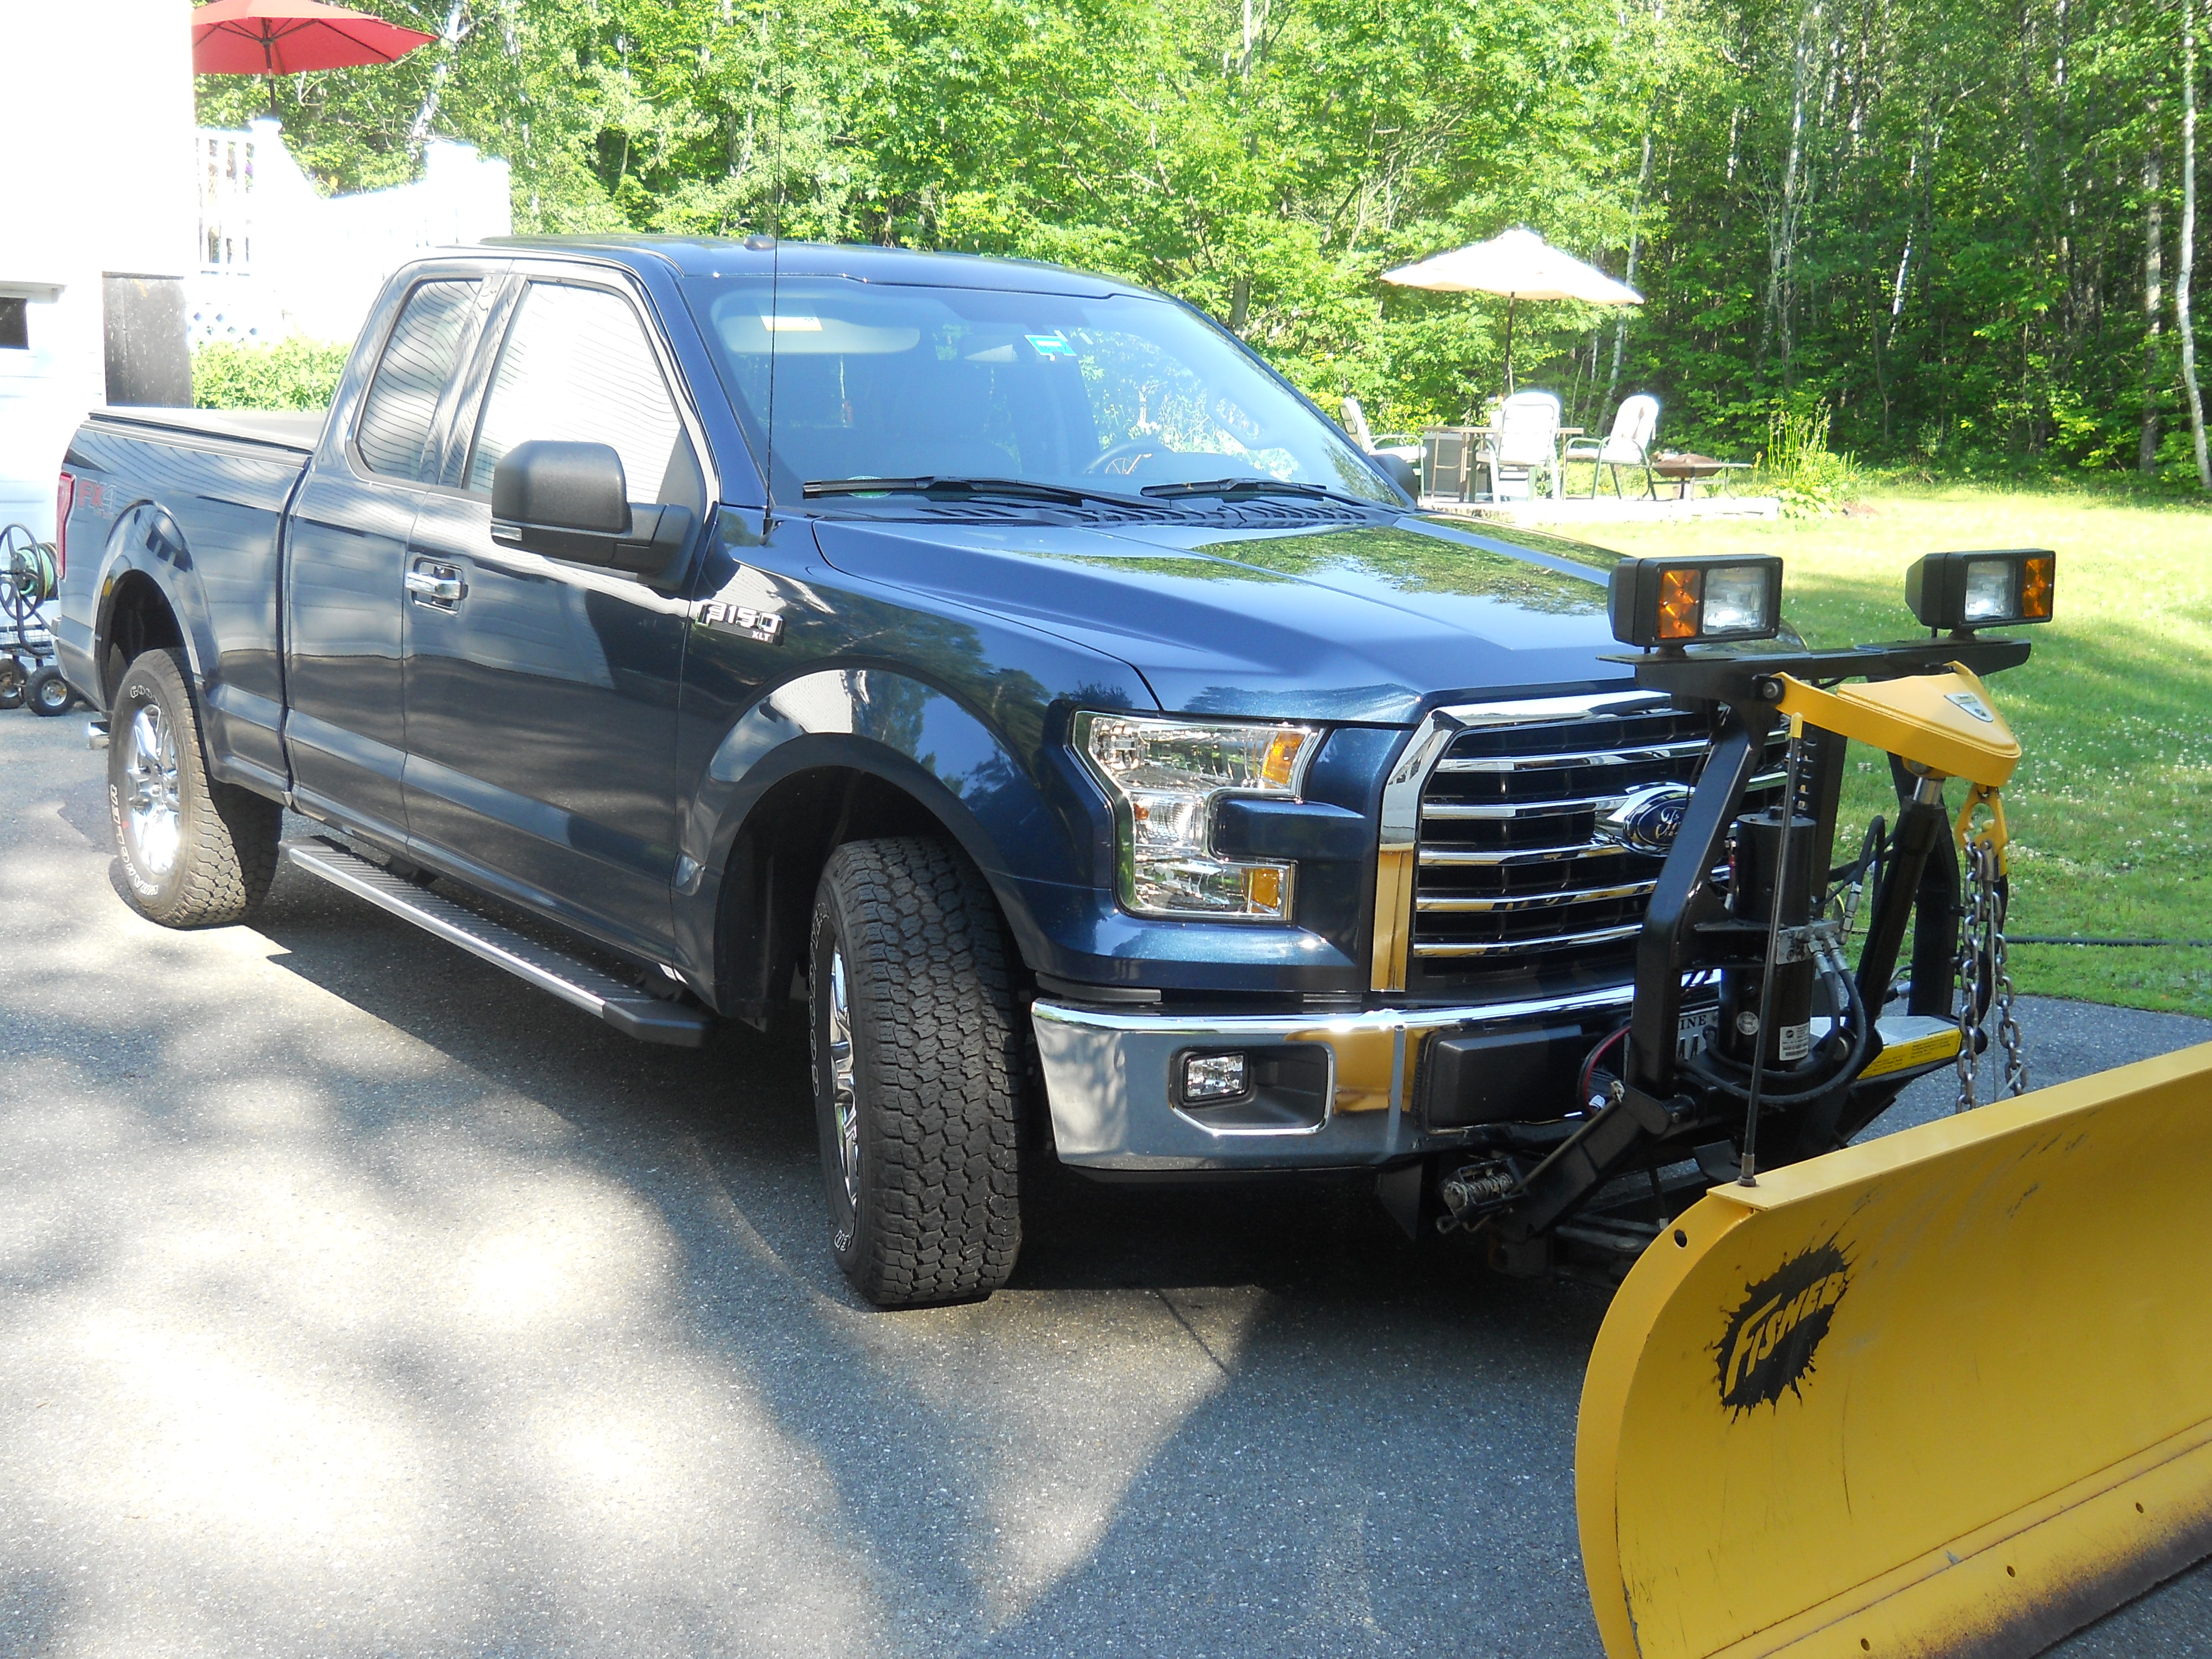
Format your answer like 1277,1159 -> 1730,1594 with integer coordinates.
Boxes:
2181,0 -> 2212,486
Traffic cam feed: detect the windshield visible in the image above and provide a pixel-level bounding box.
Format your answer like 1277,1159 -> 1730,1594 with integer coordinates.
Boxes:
683,274 -> 1400,508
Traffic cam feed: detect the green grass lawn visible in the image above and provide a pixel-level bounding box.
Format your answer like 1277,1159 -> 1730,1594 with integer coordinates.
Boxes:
1593,485 -> 2212,1018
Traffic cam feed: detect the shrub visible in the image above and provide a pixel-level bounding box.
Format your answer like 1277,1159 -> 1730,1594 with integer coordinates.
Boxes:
1758,402 -> 1860,516
192,337 -> 349,410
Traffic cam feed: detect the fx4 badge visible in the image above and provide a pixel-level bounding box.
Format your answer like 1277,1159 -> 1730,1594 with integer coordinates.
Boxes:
696,599 -> 784,644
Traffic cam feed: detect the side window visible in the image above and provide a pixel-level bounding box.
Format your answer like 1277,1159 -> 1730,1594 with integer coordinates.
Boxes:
467,282 -> 702,512
354,280 -> 478,481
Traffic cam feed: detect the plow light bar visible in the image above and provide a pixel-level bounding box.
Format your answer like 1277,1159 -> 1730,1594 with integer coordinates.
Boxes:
1905,549 -> 2054,634
1608,555 -> 1784,650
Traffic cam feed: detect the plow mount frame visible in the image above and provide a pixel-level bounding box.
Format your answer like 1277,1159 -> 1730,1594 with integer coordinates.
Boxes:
1483,635 -> 2031,1252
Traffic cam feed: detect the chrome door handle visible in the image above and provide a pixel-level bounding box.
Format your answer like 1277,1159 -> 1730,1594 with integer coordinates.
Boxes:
405,567 -> 466,604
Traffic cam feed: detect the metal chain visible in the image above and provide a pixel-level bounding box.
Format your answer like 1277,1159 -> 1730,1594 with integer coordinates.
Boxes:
1986,844 -> 2027,1096
1954,846 -> 1987,1113
1954,836 -> 2028,1111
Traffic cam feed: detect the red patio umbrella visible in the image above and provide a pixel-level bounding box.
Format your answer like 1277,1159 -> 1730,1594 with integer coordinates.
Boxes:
192,0 -> 437,108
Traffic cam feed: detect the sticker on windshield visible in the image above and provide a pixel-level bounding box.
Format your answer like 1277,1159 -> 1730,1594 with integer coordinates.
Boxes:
1026,332 -> 1074,358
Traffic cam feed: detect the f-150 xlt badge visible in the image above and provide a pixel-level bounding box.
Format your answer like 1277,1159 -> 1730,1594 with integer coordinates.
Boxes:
696,599 -> 784,643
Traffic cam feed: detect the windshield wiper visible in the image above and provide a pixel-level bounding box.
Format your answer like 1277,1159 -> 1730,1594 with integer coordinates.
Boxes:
802,476 -> 1147,508
1139,477 -> 1378,508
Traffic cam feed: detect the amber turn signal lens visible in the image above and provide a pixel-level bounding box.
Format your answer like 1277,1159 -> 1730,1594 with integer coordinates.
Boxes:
1609,555 -> 1783,649
1656,567 -> 1703,640
2020,552 -> 2053,621
1258,730 -> 1306,790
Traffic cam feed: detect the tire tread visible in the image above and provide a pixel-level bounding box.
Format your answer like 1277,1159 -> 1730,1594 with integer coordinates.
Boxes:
816,836 -> 1023,1305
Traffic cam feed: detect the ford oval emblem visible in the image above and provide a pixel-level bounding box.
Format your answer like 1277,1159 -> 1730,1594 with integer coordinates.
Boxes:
1604,784 -> 1693,855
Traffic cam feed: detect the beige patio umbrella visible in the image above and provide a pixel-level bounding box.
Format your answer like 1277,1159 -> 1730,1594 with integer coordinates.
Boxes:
1383,227 -> 1642,394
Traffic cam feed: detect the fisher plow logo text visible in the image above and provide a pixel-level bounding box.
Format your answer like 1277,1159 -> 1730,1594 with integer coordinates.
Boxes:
1716,1243 -> 1851,1413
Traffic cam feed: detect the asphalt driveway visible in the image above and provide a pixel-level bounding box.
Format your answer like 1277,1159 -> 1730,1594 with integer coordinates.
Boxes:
2,709 -> 2206,1657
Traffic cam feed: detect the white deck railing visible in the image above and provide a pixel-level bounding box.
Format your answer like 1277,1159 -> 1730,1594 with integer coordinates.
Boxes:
190,118 -> 511,345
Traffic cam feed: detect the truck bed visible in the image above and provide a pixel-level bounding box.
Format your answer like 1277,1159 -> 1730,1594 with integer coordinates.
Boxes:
60,406 -> 320,790
87,406 -> 326,453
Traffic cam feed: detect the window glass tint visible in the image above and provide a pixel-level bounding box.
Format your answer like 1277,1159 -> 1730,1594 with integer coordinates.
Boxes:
355,280 -> 477,480
469,283 -> 693,507
682,276 -> 1394,507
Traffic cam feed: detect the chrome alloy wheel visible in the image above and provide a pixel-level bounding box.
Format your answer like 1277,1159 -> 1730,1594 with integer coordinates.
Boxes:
122,703 -> 182,878
826,946 -> 861,1208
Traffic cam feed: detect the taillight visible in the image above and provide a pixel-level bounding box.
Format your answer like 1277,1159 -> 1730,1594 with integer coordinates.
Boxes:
54,471 -> 74,580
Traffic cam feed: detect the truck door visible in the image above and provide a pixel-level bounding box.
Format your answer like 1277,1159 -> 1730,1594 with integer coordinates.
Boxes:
284,273 -> 487,843
400,272 -> 707,959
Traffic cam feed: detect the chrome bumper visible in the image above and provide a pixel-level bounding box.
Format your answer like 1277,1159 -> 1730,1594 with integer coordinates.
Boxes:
1032,985 -> 1639,1171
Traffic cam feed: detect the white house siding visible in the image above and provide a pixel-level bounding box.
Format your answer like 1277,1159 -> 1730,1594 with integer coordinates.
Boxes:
0,0 -> 196,541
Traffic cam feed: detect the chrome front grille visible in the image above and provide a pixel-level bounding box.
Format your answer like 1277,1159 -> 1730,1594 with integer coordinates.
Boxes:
1405,696 -> 1778,975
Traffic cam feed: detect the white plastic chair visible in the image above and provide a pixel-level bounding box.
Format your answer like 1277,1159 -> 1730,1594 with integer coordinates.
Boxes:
1483,391 -> 1563,500
1341,396 -> 1422,466
1564,394 -> 1661,499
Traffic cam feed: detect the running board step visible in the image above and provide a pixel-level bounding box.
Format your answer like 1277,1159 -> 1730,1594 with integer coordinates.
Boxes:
284,838 -> 712,1048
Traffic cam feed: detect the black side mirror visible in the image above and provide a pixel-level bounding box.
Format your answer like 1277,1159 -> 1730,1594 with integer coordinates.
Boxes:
491,439 -> 693,575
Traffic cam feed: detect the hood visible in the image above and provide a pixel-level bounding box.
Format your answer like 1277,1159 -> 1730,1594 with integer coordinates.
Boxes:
811,511 -> 1634,723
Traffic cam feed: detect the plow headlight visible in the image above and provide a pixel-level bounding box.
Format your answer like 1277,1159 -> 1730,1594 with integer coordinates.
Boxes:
1608,556 -> 1785,649
1904,549 -> 2055,633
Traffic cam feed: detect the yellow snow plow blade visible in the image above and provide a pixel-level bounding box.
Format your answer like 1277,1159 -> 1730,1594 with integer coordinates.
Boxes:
1578,1041 -> 2212,1659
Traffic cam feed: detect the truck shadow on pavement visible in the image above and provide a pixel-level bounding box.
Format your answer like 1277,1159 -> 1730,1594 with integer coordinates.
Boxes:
234,863 -> 1615,1658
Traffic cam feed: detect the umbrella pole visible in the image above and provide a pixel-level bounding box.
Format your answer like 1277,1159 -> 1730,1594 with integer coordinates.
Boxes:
1503,293 -> 1516,394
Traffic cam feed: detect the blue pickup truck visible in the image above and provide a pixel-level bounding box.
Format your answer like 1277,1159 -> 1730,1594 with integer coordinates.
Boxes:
53,236 -> 1845,1305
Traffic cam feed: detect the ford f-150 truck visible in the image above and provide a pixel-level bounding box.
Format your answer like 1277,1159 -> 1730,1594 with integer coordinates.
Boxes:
55,235 -> 1850,1306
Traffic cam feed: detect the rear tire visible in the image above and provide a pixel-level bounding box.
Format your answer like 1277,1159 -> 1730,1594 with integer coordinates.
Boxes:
107,648 -> 280,927
809,836 -> 1024,1306
28,665 -> 74,716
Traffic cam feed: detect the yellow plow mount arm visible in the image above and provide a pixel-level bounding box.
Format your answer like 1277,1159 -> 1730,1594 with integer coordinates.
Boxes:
1578,1042 -> 2212,1658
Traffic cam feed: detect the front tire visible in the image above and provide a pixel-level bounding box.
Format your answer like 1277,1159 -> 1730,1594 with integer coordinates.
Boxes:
107,648 -> 280,927
809,837 -> 1024,1306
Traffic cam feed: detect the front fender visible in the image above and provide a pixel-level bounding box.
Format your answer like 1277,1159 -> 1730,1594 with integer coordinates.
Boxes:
674,666 -> 1091,1001
676,665 -> 1368,1010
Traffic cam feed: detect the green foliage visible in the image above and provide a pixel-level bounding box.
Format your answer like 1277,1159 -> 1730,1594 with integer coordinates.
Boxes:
194,0 -> 2212,478
1757,404 -> 1860,516
191,338 -> 350,410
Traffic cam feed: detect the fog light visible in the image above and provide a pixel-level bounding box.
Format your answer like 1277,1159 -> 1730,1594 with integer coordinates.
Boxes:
1181,1051 -> 1250,1104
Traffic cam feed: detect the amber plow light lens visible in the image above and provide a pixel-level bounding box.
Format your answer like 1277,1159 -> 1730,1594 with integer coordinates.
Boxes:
1609,555 -> 1785,649
1655,568 -> 1702,640
1905,549 -> 2057,633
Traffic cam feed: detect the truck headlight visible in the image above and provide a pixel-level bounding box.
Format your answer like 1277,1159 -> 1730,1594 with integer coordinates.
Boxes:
1073,712 -> 1316,920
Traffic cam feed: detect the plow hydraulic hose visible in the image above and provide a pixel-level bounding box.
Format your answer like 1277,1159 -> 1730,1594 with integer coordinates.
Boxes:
1576,1041 -> 2212,1659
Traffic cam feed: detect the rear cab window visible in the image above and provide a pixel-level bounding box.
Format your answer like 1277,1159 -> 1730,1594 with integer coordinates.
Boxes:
353,279 -> 481,482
